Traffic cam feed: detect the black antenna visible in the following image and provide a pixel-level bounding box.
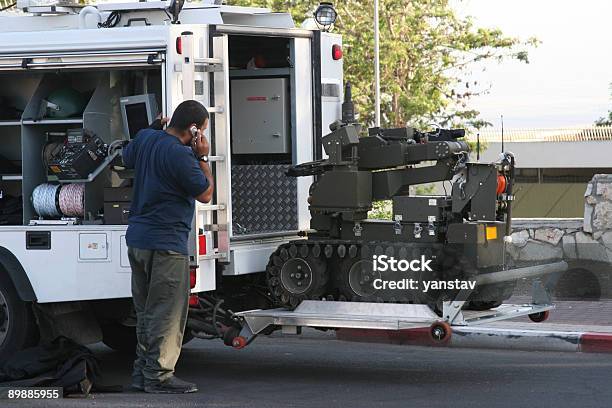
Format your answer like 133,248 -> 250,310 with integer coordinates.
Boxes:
476,132 -> 480,161
501,115 -> 505,153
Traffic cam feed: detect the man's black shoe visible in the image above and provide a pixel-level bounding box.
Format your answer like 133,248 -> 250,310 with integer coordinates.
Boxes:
144,376 -> 198,394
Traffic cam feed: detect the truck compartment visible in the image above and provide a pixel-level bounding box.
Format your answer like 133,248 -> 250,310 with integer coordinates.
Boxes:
0,67 -> 163,226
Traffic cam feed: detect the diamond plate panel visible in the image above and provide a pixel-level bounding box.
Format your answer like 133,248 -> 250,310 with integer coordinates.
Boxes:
231,165 -> 298,235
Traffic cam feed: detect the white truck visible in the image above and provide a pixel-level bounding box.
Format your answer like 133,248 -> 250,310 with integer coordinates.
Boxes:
0,0 -> 562,359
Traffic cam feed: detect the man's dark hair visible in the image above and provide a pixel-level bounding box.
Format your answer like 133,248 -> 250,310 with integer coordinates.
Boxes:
168,100 -> 209,130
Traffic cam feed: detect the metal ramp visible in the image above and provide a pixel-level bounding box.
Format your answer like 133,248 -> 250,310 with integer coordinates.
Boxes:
236,301 -> 554,335
230,261 -> 566,347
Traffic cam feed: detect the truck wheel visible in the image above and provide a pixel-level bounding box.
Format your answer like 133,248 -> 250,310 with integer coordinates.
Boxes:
101,321 -> 194,353
0,272 -> 39,361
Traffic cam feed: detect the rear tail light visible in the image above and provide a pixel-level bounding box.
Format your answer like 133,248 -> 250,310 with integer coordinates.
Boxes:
198,234 -> 206,255
189,294 -> 199,307
332,44 -> 343,60
176,37 -> 182,54
190,267 -> 197,289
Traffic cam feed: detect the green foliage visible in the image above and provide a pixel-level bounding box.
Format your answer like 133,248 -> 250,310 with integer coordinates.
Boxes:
415,184 -> 436,195
369,200 -> 392,220
231,0 -> 536,131
595,112 -> 612,127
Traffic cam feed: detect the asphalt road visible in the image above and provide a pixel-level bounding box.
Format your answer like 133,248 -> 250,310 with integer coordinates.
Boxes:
6,331 -> 612,408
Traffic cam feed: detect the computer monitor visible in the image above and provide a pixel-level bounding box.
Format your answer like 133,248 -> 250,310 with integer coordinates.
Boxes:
119,94 -> 159,139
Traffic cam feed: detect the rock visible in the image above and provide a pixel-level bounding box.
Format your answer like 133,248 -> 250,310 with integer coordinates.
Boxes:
597,181 -> 612,201
586,195 -> 598,205
515,240 -> 563,262
601,231 -> 612,251
562,234 -> 577,259
510,230 -> 530,248
584,204 -> 593,233
585,182 -> 593,197
576,231 -> 611,263
534,228 -> 564,246
593,201 -> 612,231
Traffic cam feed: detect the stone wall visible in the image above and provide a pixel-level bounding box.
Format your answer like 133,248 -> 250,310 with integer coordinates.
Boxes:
508,174 -> 612,264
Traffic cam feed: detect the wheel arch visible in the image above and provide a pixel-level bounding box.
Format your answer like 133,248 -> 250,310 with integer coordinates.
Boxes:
0,246 -> 37,302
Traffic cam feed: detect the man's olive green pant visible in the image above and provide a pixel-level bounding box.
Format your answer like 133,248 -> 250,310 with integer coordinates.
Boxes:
128,247 -> 190,383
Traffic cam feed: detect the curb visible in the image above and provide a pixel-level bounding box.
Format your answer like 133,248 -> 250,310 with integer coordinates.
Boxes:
336,326 -> 612,353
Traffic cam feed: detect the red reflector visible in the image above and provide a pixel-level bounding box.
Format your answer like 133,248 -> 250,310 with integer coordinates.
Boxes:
176,37 -> 182,54
198,234 -> 206,256
496,174 -> 507,196
332,44 -> 343,60
190,267 -> 197,289
189,294 -> 199,307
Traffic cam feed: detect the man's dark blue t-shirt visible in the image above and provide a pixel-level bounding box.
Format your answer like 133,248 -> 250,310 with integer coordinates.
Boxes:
122,129 -> 209,255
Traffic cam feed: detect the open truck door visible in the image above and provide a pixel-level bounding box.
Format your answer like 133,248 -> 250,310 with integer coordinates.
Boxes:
189,25 -> 318,289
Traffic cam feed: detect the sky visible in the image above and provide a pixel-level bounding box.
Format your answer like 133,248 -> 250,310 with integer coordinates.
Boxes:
456,0 -> 612,128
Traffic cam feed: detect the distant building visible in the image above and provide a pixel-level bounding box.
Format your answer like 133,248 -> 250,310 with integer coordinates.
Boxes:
467,127 -> 612,217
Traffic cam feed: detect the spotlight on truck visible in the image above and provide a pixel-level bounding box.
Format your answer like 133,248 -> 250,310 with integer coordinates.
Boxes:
314,2 -> 337,31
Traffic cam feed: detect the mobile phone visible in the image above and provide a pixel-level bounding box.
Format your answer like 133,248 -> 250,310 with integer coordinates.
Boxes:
190,126 -> 198,137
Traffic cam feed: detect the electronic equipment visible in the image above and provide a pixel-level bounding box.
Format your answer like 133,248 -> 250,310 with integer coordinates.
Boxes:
120,94 -> 159,139
47,131 -> 108,180
103,187 -> 132,225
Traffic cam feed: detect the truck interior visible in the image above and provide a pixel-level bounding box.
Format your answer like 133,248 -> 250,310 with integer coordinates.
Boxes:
0,33 -> 306,243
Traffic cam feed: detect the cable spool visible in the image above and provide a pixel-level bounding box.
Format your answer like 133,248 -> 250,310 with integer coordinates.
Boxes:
59,183 -> 85,217
32,183 -> 61,218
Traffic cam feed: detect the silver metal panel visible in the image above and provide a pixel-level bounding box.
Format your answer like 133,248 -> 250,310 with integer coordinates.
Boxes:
231,164 -> 297,234
231,78 -> 289,154
291,37 -> 314,232
237,301 -> 440,334
214,24 -> 313,39
212,34 -> 232,256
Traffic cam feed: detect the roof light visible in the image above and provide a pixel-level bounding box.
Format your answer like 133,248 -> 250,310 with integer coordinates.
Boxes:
314,2 -> 337,31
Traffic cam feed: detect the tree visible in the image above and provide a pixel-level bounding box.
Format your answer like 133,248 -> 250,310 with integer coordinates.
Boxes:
231,0 -> 537,130
595,84 -> 612,126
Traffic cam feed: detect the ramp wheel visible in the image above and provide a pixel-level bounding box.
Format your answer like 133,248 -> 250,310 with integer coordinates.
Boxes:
528,310 -> 550,323
429,321 -> 452,344
231,336 -> 248,349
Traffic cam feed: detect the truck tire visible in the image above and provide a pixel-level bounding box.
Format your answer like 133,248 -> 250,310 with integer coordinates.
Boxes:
0,272 -> 39,361
101,321 -> 194,353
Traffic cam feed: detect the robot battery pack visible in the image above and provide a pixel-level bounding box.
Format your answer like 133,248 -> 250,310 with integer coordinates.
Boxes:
48,135 -> 108,180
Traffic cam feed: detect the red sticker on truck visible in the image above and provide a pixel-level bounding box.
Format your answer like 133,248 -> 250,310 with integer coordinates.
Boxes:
247,96 -> 268,101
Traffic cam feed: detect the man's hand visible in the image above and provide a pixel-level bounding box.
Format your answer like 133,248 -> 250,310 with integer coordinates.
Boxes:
192,129 -> 210,158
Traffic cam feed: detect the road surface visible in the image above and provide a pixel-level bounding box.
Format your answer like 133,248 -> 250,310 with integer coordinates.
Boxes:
5,330 -> 612,408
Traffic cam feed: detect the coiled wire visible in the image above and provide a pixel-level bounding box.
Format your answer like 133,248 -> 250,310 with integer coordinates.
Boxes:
32,184 -> 61,218
32,183 -> 85,218
59,183 -> 85,217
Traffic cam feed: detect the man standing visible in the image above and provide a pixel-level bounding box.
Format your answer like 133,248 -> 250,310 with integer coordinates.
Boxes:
122,100 -> 214,394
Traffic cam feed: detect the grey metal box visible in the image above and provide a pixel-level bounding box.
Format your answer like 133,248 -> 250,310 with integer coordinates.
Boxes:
230,78 -> 289,154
